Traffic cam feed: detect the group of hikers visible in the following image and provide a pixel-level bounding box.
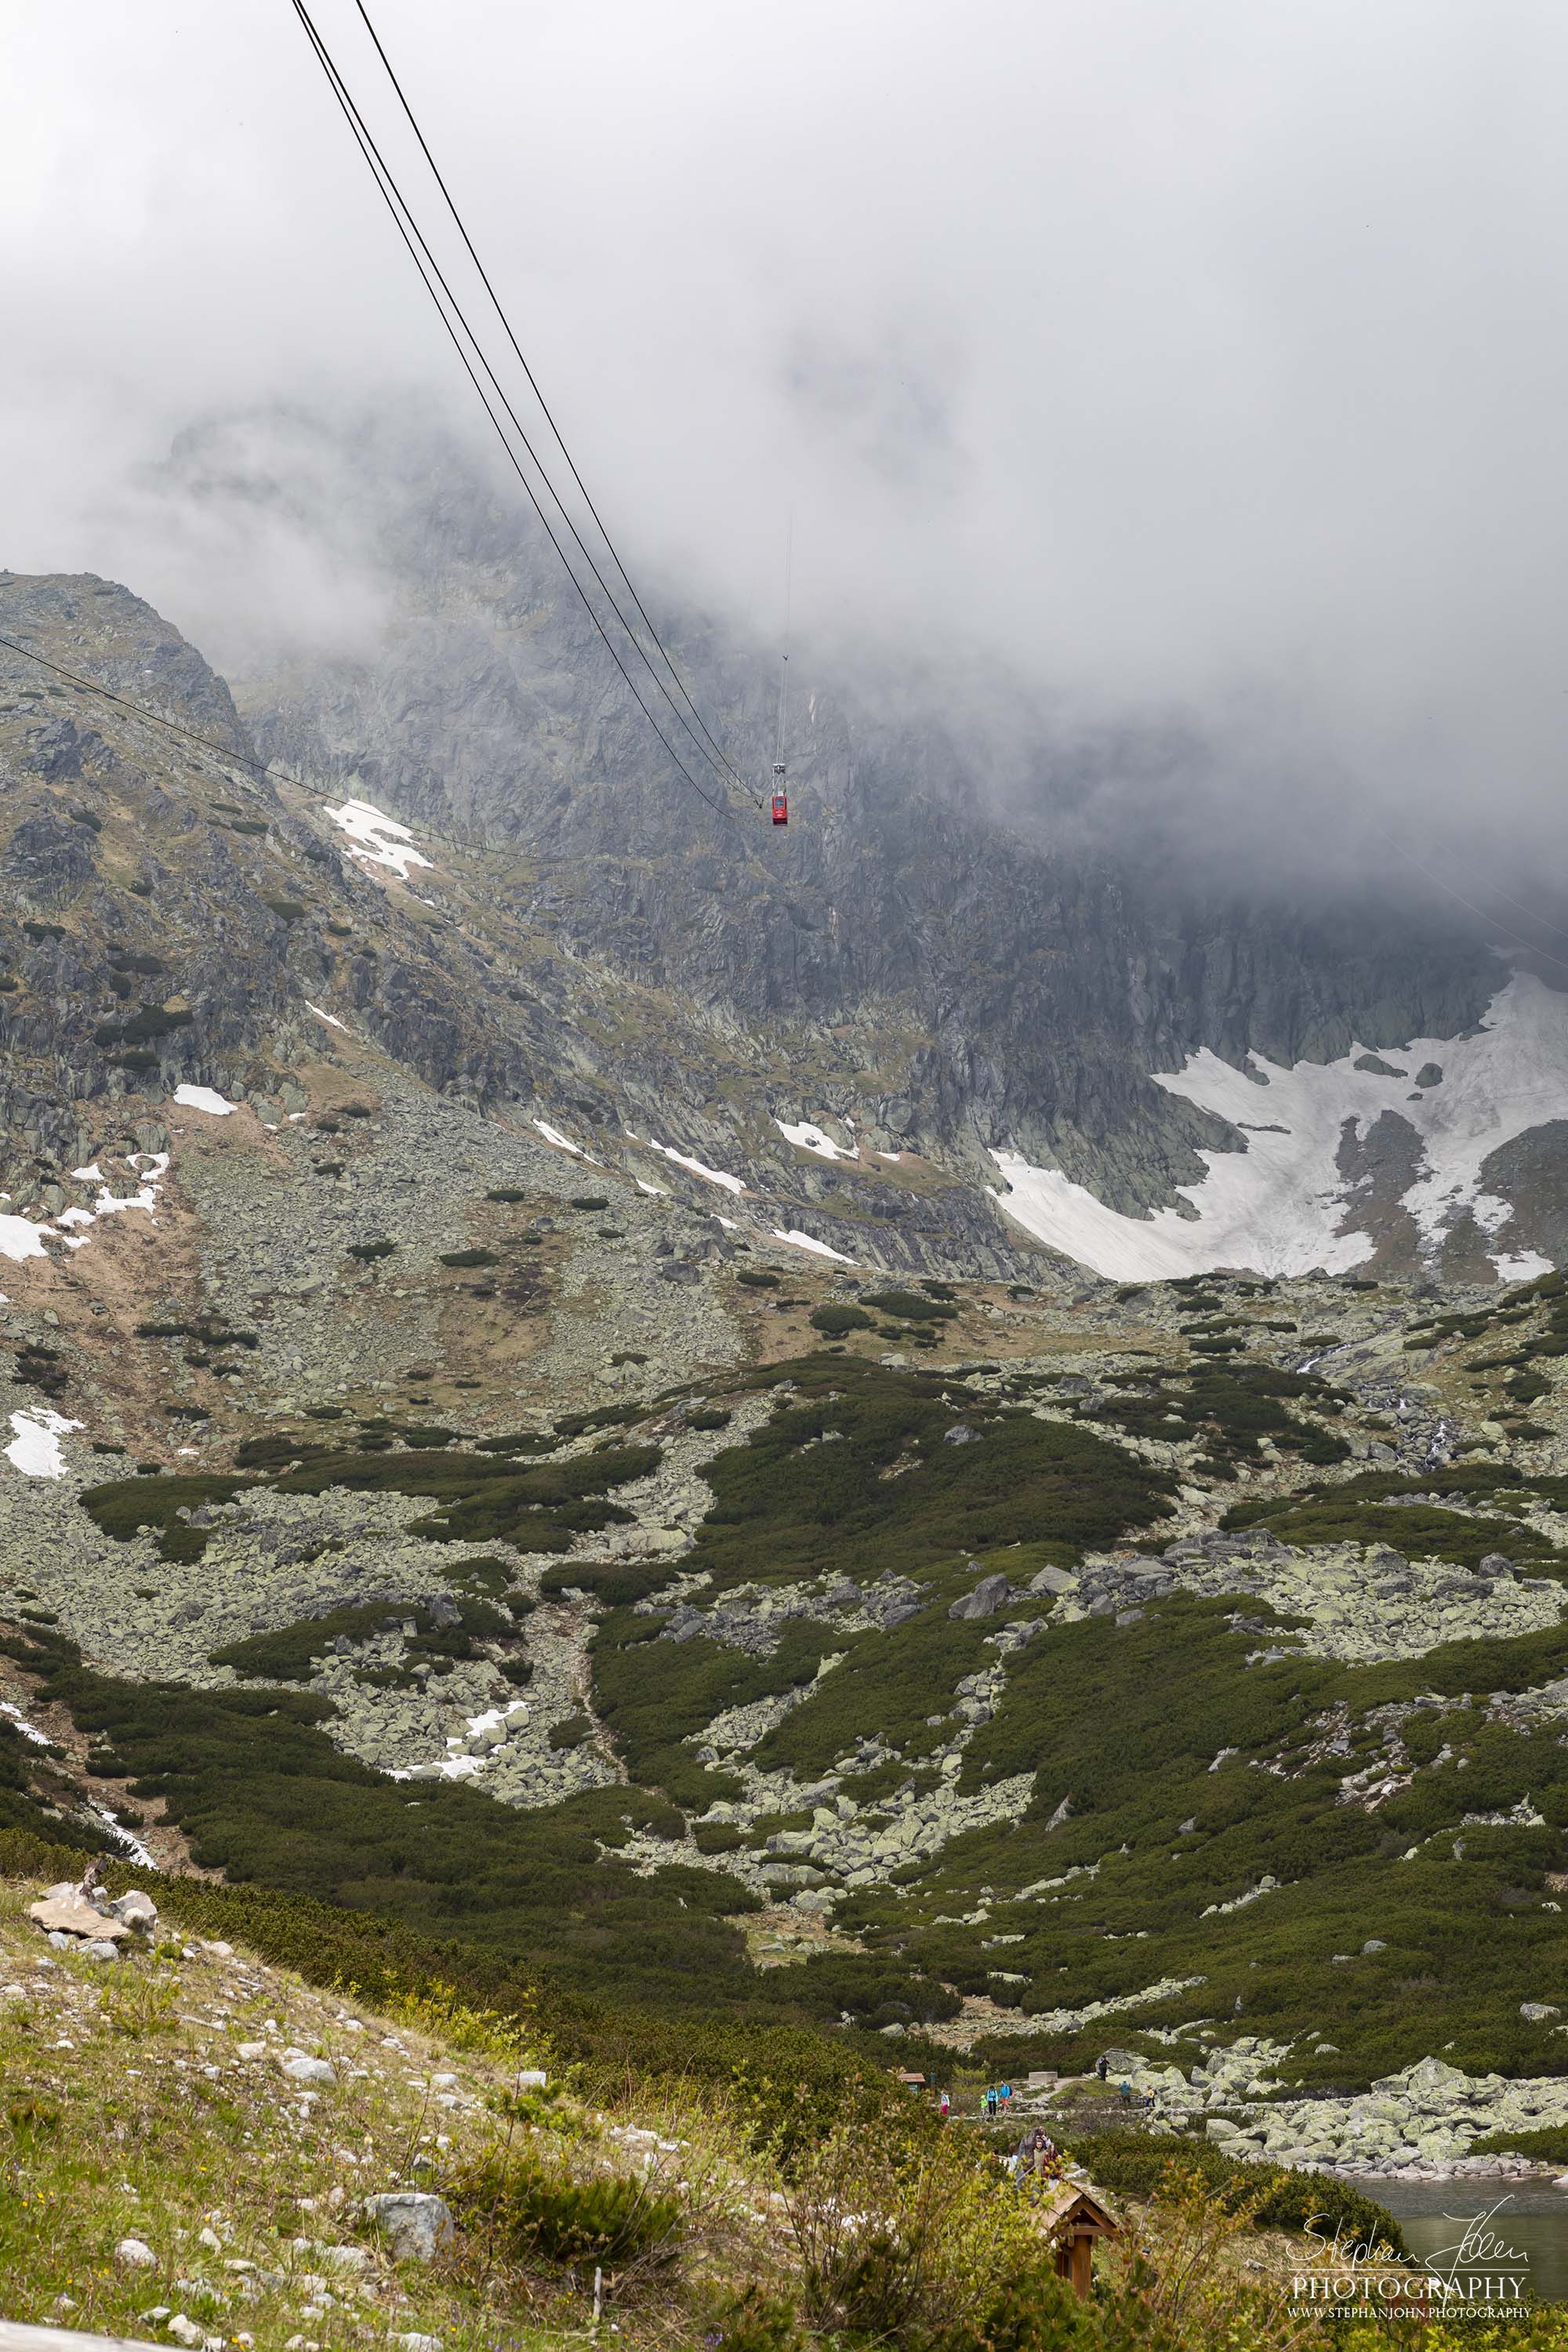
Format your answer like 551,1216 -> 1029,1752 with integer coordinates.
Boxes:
1007,2124 -> 1065,2186
929,2052 -> 1149,2154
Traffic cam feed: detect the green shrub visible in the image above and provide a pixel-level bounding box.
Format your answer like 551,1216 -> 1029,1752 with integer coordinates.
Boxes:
1468,2125 -> 1568,2161
263,897 -> 306,922
737,1270 -> 780,1288
695,1357 -> 1175,1592
810,1303 -> 873,1335
862,1289 -> 958,1321
93,1005 -> 193,1047
570,1194 -> 611,1211
450,2148 -> 682,2272
439,1247 -> 499,1268
211,1595 -> 510,1683
549,1714 -> 593,1751
80,1473 -> 248,1564
347,1240 -> 395,1261
686,1406 -> 732,1430
1059,2129 -> 1405,2256
486,1187 -> 530,1202
696,2282 -> 809,2351
539,1559 -> 677,1608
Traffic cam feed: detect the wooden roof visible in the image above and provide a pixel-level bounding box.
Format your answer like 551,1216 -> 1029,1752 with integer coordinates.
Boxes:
1034,2182 -> 1121,2236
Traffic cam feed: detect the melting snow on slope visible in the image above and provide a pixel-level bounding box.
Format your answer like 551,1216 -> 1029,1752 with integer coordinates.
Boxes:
643,1138 -> 746,1194
0,1152 -> 170,1265
1,1699 -> 49,1745
173,1084 -> 238,1116
0,1217 -> 49,1265
534,1119 -> 590,1157
776,1118 -> 859,1163
304,1000 -> 347,1032
5,1407 -> 82,1479
635,1177 -> 666,1196
86,1800 -> 157,1868
992,971 -> 1568,1280
771,1227 -> 857,1264
392,1699 -> 529,1782
324,797 -> 433,880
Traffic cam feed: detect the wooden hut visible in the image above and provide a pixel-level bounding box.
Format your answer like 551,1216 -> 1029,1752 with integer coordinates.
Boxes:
1035,2181 -> 1120,2299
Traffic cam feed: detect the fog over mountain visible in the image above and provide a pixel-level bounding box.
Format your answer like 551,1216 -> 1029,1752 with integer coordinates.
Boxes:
5,0 -> 1568,913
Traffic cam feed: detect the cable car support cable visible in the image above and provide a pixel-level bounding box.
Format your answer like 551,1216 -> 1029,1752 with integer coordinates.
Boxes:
343,0 -> 752,803
287,0 -> 759,820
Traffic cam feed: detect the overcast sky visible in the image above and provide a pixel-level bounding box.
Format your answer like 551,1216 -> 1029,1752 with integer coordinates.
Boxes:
5,1 -> 1568,880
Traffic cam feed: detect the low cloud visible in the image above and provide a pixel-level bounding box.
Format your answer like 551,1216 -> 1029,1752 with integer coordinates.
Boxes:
4,0 -> 1568,912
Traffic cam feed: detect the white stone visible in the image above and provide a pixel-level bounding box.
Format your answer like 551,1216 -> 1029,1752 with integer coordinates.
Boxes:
115,2237 -> 158,2269
275,2050 -> 336,2088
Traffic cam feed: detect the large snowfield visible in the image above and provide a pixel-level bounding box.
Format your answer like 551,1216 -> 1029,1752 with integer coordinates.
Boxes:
992,970 -> 1568,1280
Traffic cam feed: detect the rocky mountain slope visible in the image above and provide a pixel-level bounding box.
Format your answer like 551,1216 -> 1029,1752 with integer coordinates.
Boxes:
3,560 -> 1568,2198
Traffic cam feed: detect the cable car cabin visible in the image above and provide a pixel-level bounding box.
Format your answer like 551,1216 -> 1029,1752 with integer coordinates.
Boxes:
771,761 -> 788,824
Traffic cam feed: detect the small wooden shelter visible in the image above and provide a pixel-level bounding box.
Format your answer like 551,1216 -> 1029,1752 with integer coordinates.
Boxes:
1035,2181 -> 1120,2299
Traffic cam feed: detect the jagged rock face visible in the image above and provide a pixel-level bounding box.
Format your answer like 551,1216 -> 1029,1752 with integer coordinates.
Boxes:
222,415 -> 1500,1211
0,546 -> 1551,1283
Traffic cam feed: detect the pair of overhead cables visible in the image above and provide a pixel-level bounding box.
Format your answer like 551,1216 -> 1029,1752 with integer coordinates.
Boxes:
286,0 -> 760,823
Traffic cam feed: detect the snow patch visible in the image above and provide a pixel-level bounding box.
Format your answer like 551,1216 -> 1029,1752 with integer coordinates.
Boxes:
303,1001 -> 347,1032
645,1139 -> 746,1194
1,1700 -> 50,1746
771,1227 -> 858,1265
1495,1250 -> 1554,1283
993,972 -> 1568,1281
635,1178 -> 666,1196
87,1802 -> 156,1869
776,1118 -> 858,1163
0,1217 -> 49,1265
5,1407 -> 82,1479
324,797 -> 433,881
71,1163 -> 102,1181
533,1119 -> 590,1158
173,1084 -> 238,1117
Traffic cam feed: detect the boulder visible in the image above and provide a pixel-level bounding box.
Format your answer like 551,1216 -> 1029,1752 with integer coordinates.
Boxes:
363,2191 -> 456,2263
114,2238 -> 158,2270
111,1888 -> 159,1931
1029,1562 -> 1081,1599
275,2049 -> 337,2088
28,1895 -> 130,1942
949,1574 -> 1011,1622
1521,2003 -> 1561,2023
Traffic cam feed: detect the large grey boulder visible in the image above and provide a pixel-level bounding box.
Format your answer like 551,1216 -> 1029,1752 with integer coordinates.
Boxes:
1028,1566 -> 1078,1595
363,2192 -> 456,2263
28,1895 -> 129,1944
949,1574 -> 1011,1621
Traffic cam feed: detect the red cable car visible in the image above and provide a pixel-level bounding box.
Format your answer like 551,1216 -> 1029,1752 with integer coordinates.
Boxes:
771,761 -> 789,825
